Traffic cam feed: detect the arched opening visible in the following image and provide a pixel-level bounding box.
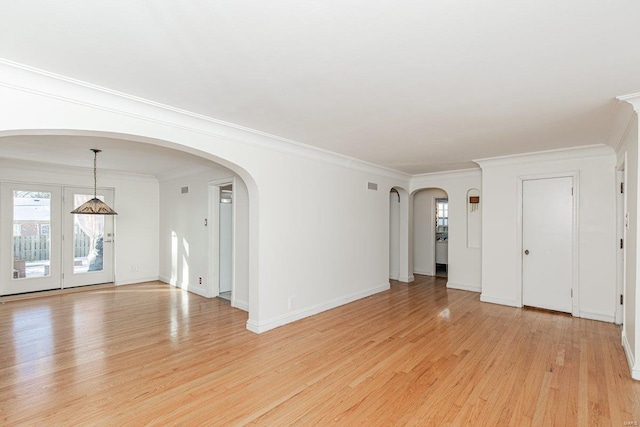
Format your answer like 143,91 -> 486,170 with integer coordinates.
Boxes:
412,187 -> 449,278
0,131 -> 258,316
389,187 -> 401,280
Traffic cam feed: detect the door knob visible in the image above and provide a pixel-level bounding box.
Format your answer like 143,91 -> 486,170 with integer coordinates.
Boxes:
524,249 -> 530,255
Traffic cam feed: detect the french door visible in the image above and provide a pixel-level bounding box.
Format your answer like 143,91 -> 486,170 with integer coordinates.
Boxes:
0,183 -> 114,296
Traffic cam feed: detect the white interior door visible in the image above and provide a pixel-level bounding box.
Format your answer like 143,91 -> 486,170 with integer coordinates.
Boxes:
522,177 -> 573,313
1,183 -> 62,295
63,187 -> 115,288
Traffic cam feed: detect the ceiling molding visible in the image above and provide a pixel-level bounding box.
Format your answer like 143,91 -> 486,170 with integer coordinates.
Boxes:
0,158 -> 158,183
474,144 -> 615,169
0,59 -> 410,182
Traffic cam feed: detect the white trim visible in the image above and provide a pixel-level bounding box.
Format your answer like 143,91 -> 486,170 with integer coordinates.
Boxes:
116,277 -> 161,287
474,144 -> 614,169
157,275 -> 209,297
389,273 -> 400,280
412,168 -> 481,180
622,332 -> 640,380
232,299 -> 249,312
447,282 -> 481,293
246,283 -> 390,334
398,275 -> 415,283
516,172 -> 580,317
0,59 -> 409,181
413,269 -> 434,276
578,311 -> 614,323
0,158 -> 158,183
480,294 -> 519,307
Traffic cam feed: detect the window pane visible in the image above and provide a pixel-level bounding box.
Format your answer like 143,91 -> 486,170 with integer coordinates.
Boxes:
73,194 -> 105,274
13,191 -> 51,279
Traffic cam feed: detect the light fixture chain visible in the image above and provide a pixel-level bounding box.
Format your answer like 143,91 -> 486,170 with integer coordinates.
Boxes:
94,149 -> 97,199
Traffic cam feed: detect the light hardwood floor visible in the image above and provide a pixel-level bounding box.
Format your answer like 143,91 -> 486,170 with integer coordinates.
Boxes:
1,276 -> 639,426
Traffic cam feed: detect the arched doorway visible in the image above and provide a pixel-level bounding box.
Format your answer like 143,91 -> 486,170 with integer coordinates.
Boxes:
0,132 -> 257,314
413,188 -> 449,278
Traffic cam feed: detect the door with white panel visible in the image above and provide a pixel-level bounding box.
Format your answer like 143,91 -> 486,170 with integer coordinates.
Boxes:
0,183 -> 62,295
522,177 -> 573,313
63,187 -> 115,288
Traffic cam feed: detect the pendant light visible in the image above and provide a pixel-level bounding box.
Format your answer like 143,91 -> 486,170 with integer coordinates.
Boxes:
70,149 -> 118,215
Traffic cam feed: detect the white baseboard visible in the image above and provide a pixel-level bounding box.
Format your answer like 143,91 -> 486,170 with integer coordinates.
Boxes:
480,294 -> 519,307
246,282 -> 390,334
115,277 -> 160,286
158,275 -> 211,298
399,275 -> 415,283
447,282 -> 481,293
579,310 -> 615,323
232,299 -> 249,312
389,273 -> 399,280
413,269 -> 433,276
622,331 -> 640,380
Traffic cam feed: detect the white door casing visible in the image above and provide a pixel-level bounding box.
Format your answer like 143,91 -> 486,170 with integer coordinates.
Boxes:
1,183 -> 62,295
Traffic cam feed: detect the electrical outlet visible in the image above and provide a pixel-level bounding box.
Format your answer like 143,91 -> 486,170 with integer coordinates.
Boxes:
199,277 -> 202,285
131,264 -> 139,272
288,295 -> 295,310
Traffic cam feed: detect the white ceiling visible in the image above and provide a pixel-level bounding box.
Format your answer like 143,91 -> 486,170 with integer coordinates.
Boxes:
0,136 -> 218,177
1,1 -> 639,174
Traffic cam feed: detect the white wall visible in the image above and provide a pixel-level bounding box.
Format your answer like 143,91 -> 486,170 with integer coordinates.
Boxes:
413,188 -> 447,276
158,167 -> 250,311
0,61 -> 411,333
614,98 -> 640,379
477,146 -> 617,323
0,159 -> 159,285
410,170 -> 482,291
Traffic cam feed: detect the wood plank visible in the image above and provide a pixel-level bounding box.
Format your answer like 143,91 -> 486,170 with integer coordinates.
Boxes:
0,276 -> 638,425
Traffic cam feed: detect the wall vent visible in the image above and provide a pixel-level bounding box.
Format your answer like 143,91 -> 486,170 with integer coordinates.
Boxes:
181,186 -> 189,194
367,182 -> 378,191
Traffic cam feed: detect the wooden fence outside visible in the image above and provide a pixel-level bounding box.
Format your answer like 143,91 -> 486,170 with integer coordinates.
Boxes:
13,234 -> 91,261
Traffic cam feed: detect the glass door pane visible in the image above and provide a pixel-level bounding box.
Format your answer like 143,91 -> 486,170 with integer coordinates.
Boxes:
13,190 -> 52,278
63,187 -> 114,288
1,183 -> 62,295
72,194 -> 105,274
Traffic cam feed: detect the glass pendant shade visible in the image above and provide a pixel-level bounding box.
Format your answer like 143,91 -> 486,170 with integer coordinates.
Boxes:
71,149 -> 118,215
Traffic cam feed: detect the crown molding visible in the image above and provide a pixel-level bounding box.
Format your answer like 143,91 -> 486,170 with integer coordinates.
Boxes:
412,168 -> 481,180
0,157 -> 158,183
474,144 -> 614,169
0,59 -> 410,182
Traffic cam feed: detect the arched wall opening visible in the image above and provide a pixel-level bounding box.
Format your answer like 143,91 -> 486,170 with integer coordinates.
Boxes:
412,187 -> 449,278
0,130 -> 259,320
387,186 -> 412,283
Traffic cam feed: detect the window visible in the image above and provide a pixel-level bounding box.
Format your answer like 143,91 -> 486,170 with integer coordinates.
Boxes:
13,224 -> 21,237
40,224 -> 50,236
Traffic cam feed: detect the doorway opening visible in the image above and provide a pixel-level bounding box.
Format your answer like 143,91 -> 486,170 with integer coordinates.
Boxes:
389,188 -> 401,281
218,184 -> 233,302
412,188 -> 448,279
435,197 -> 449,278
208,178 -> 235,303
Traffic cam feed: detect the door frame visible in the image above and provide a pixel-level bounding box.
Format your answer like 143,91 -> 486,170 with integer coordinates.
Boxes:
207,177 -> 236,301
516,171 -> 580,316
0,182 -> 63,295
63,186 -> 115,288
616,155 -> 627,326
